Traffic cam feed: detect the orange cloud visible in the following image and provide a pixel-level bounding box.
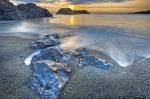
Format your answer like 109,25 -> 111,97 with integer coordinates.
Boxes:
37,0 -> 150,13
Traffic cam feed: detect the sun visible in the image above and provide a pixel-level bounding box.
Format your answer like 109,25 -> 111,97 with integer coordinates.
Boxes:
68,5 -> 75,10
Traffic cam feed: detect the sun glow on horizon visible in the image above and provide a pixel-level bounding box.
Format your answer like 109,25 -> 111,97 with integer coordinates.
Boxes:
37,0 -> 150,13
68,5 -> 75,10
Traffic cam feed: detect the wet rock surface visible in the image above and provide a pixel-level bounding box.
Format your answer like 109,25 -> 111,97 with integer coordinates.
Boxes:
31,60 -> 71,99
32,47 -> 62,62
25,34 -> 112,99
30,34 -> 60,49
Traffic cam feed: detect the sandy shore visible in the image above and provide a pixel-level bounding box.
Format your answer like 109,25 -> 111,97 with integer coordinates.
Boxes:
0,36 -> 40,99
0,36 -> 150,99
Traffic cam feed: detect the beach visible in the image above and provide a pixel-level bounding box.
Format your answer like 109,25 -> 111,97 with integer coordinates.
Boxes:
1,0 -> 150,98
0,36 -> 40,99
0,36 -> 150,99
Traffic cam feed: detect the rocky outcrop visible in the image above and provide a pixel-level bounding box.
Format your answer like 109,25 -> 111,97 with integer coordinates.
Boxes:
133,10 -> 150,14
0,0 -> 53,21
73,10 -> 90,14
17,3 -> 53,19
56,8 -> 90,15
24,33 -> 111,99
56,8 -> 73,15
0,0 -> 22,20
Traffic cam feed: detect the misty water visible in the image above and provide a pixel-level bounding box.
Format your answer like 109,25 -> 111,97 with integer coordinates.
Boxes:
0,14 -> 150,67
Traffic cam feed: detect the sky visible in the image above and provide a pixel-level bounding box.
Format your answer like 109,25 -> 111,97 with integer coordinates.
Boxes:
11,0 -> 150,13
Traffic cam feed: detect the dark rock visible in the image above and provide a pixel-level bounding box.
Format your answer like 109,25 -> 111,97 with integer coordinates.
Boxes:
59,33 -> 75,38
133,10 -> 150,14
42,9 -> 53,18
56,8 -> 73,15
61,52 -> 73,62
56,8 -> 90,15
73,10 -> 90,14
32,47 -> 62,62
0,0 -> 53,21
0,0 -> 22,20
31,61 -> 71,99
79,56 -> 110,69
17,3 -> 53,19
30,34 -> 60,49
42,34 -> 60,39
24,34 -> 113,99
24,47 -> 63,66
77,49 -> 110,69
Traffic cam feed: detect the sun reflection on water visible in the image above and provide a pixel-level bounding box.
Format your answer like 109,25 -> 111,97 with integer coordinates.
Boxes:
60,36 -> 78,50
70,15 -> 75,25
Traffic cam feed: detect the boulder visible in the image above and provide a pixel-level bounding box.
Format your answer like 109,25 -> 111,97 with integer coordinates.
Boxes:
30,34 -> 60,49
76,48 -> 110,69
24,33 -> 114,99
31,47 -> 63,62
31,60 -> 71,99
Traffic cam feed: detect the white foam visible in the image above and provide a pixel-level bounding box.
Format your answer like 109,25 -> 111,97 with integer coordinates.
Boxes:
24,50 -> 41,65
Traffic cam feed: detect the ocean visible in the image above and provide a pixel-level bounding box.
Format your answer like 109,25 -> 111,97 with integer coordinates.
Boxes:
0,14 -> 150,67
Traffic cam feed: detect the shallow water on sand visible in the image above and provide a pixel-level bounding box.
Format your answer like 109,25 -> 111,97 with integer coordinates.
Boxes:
0,14 -> 150,67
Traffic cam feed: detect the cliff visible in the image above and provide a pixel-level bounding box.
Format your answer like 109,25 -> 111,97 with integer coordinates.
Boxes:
0,0 -> 53,21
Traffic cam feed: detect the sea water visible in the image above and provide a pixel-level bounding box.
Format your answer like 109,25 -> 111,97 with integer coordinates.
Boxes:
0,14 -> 150,67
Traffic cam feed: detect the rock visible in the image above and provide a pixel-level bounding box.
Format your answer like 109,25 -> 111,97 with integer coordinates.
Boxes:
0,0 -> 53,21
42,34 -> 60,39
73,10 -> 90,14
24,47 -> 63,65
31,47 -> 63,62
30,34 -> 60,49
24,34 -> 113,99
56,8 -> 90,15
59,33 -> 75,38
24,49 -> 41,65
31,60 -> 71,99
79,56 -> 110,69
0,0 -> 22,20
42,9 -> 53,18
61,52 -> 73,62
56,8 -> 73,15
133,10 -> 150,14
77,49 -> 110,69
17,3 -> 53,19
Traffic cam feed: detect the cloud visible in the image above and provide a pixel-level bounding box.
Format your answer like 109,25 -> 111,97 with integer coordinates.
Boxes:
11,0 -> 132,4
69,0 -> 132,4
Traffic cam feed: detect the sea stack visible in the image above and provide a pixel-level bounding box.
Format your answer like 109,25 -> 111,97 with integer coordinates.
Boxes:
56,8 -> 90,15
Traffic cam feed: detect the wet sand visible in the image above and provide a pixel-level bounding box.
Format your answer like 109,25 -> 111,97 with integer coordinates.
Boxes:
0,36 -> 150,99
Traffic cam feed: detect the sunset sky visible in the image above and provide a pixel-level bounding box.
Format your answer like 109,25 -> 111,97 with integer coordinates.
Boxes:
11,0 -> 150,13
